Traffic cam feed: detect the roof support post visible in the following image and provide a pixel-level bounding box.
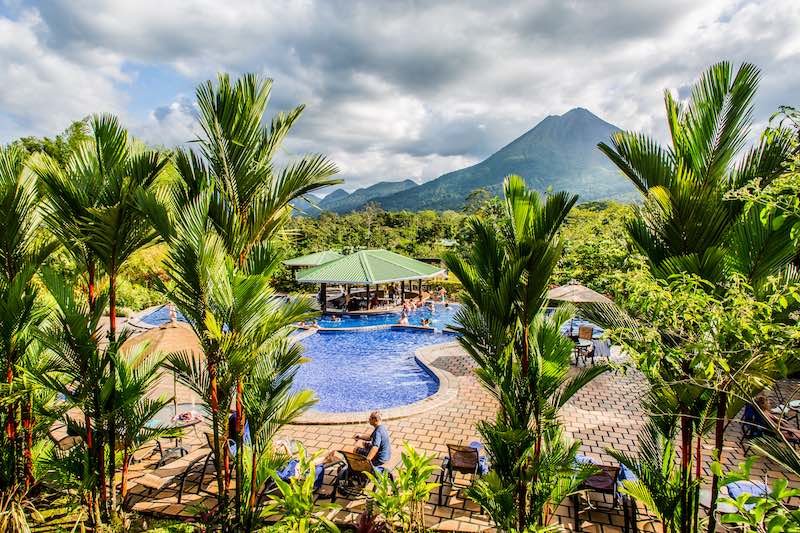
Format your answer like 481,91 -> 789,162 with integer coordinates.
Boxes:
401,281 -> 405,303
366,284 -> 371,310
320,283 -> 327,313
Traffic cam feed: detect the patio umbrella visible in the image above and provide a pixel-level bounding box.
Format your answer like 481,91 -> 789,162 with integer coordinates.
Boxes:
547,282 -> 612,335
122,323 -> 203,416
547,283 -> 612,304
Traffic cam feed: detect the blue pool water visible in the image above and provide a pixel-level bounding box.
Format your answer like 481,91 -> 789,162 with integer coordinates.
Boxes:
316,303 -> 459,329
294,328 -> 454,413
140,305 -> 188,326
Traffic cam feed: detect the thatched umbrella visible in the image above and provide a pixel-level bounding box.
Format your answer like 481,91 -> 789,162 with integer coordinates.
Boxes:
547,282 -> 612,336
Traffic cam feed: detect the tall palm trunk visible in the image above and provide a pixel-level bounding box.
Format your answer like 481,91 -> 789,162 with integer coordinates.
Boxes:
706,391 -> 727,533
120,451 -> 131,503
679,409 -> 692,533
22,395 -> 33,490
235,251 -> 246,521
87,262 -> 97,311
107,268 -> 118,513
209,363 -> 226,508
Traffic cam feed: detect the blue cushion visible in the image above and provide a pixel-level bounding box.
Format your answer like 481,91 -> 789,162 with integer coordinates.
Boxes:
727,480 -> 769,499
574,454 -> 596,465
618,463 -> 637,482
727,480 -> 769,511
277,459 -> 300,481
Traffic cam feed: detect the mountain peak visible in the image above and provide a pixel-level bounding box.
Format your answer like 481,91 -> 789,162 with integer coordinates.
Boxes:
370,108 -> 635,211
562,106 -> 593,117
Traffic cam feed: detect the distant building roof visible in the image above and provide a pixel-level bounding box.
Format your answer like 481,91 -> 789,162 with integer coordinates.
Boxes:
283,250 -> 344,268
295,249 -> 446,284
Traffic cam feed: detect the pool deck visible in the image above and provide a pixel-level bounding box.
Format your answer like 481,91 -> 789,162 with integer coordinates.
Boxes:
123,323 -> 800,532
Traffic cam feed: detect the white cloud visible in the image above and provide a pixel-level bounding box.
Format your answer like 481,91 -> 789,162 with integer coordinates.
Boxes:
0,0 -> 799,190
0,8 -> 126,138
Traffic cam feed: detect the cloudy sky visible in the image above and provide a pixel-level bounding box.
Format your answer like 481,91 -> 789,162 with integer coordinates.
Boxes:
1,0 -> 799,191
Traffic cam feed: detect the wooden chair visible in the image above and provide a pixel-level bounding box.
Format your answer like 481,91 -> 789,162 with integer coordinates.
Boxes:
572,463 -> 620,532
576,325 -> 596,365
438,443 -> 482,505
330,450 -> 388,502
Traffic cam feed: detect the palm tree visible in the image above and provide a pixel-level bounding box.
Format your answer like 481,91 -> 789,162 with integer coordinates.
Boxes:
32,115 -> 169,510
151,72 -> 339,521
444,176 -> 607,529
112,345 -> 175,503
597,61 -> 798,532
0,146 -> 54,491
35,269 -> 114,526
165,201 -> 318,528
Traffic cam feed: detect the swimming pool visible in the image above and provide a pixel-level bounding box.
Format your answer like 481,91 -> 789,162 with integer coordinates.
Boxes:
316,303 -> 459,329
140,305 -> 188,326
294,328 -> 454,413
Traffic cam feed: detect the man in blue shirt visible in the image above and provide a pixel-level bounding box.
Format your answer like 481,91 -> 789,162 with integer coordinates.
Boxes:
354,411 -> 392,466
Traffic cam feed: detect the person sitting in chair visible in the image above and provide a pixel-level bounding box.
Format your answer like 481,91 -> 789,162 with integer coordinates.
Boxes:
353,411 -> 392,467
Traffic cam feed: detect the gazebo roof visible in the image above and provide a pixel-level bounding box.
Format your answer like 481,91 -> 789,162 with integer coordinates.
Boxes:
283,250 -> 344,268
295,249 -> 445,284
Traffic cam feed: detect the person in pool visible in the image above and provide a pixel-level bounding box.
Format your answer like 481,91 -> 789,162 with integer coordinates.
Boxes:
353,411 -> 392,467
421,318 -> 431,327
330,314 -> 341,322
398,312 -> 409,325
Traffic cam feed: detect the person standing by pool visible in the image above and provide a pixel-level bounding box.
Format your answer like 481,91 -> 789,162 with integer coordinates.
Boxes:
353,411 -> 392,467
168,302 -> 177,325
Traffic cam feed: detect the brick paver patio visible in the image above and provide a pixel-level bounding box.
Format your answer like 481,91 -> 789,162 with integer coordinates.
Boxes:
122,324 -> 800,532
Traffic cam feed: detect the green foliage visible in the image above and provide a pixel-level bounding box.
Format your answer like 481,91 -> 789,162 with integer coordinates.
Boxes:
262,446 -> 339,532
552,202 -> 643,296
364,443 -> 439,532
115,277 -> 165,313
10,119 -> 90,167
713,457 -> 800,532
444,177 -> 607,531
608,421 -> 692,533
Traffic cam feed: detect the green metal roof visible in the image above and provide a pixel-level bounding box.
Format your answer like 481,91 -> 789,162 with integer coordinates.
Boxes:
295,249 -> 445,284
283,250 -> 343,268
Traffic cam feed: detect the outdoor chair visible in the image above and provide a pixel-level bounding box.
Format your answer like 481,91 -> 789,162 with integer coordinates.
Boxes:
197,431 -> 237,494
572,455 -> 620,532
578,325 -> 593,340
330,450 -> 390,502
438,442 -> 486,505
257,439 -> 332,505
739,404 -> 800,454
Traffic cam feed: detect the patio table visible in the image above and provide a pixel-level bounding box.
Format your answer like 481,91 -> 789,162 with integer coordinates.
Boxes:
151,415 -> 203,466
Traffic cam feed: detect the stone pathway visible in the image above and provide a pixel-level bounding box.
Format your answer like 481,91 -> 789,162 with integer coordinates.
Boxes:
122,328 -> 800,532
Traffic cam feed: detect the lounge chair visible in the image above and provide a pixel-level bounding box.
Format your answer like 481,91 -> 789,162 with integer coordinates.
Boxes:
617,463 -> 639,533
258,439 -> 331,503
48,423 -> 82,459
126,446 -> 211,507
330,450 -> 390,502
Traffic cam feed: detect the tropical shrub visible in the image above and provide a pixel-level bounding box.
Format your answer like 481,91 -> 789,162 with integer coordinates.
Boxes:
365,443 -> 438,532
444,176 -> 607,531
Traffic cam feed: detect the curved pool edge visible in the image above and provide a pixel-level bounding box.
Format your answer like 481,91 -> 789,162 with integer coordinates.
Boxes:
293,339 -> 461,425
